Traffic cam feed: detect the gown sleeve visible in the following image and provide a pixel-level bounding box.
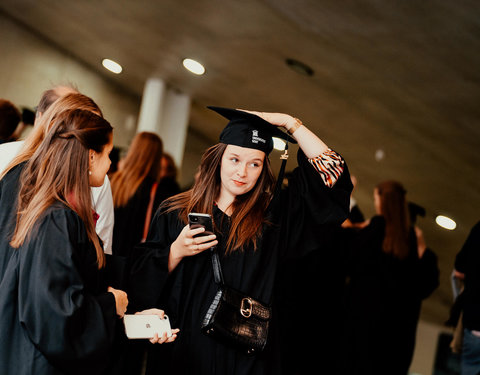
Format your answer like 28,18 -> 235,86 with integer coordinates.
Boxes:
416,247 -> 440,299
276,149 -> 353,259
455,221 -> 480,274
17,208 -> 117,374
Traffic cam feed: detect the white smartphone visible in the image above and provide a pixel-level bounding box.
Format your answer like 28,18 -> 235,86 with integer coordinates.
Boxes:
123,314 -> 172,339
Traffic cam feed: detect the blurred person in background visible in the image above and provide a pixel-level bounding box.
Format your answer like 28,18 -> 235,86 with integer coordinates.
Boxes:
454,220 -> 480,375
343,180 -> 439,375
110,131 -> 166,258
0,98 -> 21,144
159,152 -> 181,196
8,107 -> 36,141
109,132 -> 184,375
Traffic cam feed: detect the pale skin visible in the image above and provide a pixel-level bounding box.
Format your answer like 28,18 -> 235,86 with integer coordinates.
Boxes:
168,110 -> 331,272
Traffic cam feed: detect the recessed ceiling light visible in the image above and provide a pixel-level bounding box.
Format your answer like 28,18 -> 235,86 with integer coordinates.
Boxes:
375,149 -> 385,162
182,58 -> 205,75
435,215 -> 457,230
273,137 -> 286,151
102,58 -> 122,74
285,58 -> 314,76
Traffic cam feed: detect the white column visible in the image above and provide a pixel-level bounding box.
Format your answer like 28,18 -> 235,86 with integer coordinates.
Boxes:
161,89 -> 191,169
136,78 -> 166,133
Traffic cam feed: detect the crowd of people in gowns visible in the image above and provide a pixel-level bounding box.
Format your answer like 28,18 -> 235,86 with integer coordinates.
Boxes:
2,84 -> 478,375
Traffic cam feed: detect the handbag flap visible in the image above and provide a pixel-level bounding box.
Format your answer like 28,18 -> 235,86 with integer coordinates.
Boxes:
222,287 -> 271,321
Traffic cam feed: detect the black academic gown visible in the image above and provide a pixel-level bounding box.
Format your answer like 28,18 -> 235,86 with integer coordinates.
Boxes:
128,150 -> 352,375
342,216 -> 439,375
112,176 -> 181,258
455,221 -> 480,331
0,162 -> 24,279
0,203 -> 118,375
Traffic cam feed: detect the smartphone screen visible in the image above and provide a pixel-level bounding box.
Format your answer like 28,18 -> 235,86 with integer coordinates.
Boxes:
188,212 -> 214,237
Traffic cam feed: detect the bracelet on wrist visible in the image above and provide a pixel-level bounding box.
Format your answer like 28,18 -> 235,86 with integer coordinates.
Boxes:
287,118 -> 302,135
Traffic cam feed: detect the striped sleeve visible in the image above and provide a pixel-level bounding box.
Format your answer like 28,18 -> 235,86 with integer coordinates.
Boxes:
308,148 -> 345,188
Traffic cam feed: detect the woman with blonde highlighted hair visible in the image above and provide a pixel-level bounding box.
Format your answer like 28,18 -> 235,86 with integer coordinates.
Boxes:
0,92 -> 104,277
0,108 -> 130,375
0,86 -> 115,255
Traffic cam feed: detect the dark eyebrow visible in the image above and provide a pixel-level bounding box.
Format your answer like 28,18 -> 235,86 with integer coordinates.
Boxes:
226,152 -> 263,163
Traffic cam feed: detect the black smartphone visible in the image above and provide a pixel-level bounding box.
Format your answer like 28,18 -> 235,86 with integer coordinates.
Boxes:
188,213 -> 214,237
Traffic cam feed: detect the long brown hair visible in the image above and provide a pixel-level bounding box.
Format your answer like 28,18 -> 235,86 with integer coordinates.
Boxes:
376,180 -> 410,259
165,143 -> 276,253
110,132 -> 164,208
0,92 -> 102,180
10,109 -> 113,268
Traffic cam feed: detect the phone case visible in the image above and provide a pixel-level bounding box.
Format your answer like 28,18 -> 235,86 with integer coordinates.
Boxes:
123,314 -> 172,339
188,212 -> 214,237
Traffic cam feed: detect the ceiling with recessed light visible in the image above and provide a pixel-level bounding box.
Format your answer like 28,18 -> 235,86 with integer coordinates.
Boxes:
1,0 -> 479,326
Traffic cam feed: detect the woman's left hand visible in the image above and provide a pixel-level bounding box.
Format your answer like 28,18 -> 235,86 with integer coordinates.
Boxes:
135,308 -> 180,344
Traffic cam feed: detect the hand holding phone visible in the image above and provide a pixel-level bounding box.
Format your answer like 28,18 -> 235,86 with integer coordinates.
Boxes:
124,314 -> 173,339
170,213 -> 218,269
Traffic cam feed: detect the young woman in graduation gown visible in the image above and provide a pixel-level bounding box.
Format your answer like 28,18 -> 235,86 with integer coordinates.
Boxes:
128,107 -> 353,375
0,92 -> 106,280
0,109 -> 126,375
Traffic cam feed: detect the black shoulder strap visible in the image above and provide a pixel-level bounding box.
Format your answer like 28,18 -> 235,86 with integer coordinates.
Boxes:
210,247 -> 224,285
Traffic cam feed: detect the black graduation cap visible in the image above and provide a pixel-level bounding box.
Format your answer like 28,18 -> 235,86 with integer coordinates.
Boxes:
208,106 -> 297,155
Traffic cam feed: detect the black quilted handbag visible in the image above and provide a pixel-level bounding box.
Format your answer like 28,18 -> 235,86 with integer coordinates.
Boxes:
201,249 -> 272,355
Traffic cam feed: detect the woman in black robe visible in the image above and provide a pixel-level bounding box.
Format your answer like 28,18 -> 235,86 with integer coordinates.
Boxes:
0,108 -> 131,375
109,134 -> 182,375
111,132 -> 180,258
0,92 -> 106,280
342,180 -> 439,375
128,107 -> 352,374
0,96 -> 177,375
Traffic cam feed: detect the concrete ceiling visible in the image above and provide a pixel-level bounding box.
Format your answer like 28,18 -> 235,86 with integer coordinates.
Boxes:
1,0 -> 479,325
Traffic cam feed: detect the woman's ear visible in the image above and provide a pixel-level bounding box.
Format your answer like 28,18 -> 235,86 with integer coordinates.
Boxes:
89,150 -> 96,168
